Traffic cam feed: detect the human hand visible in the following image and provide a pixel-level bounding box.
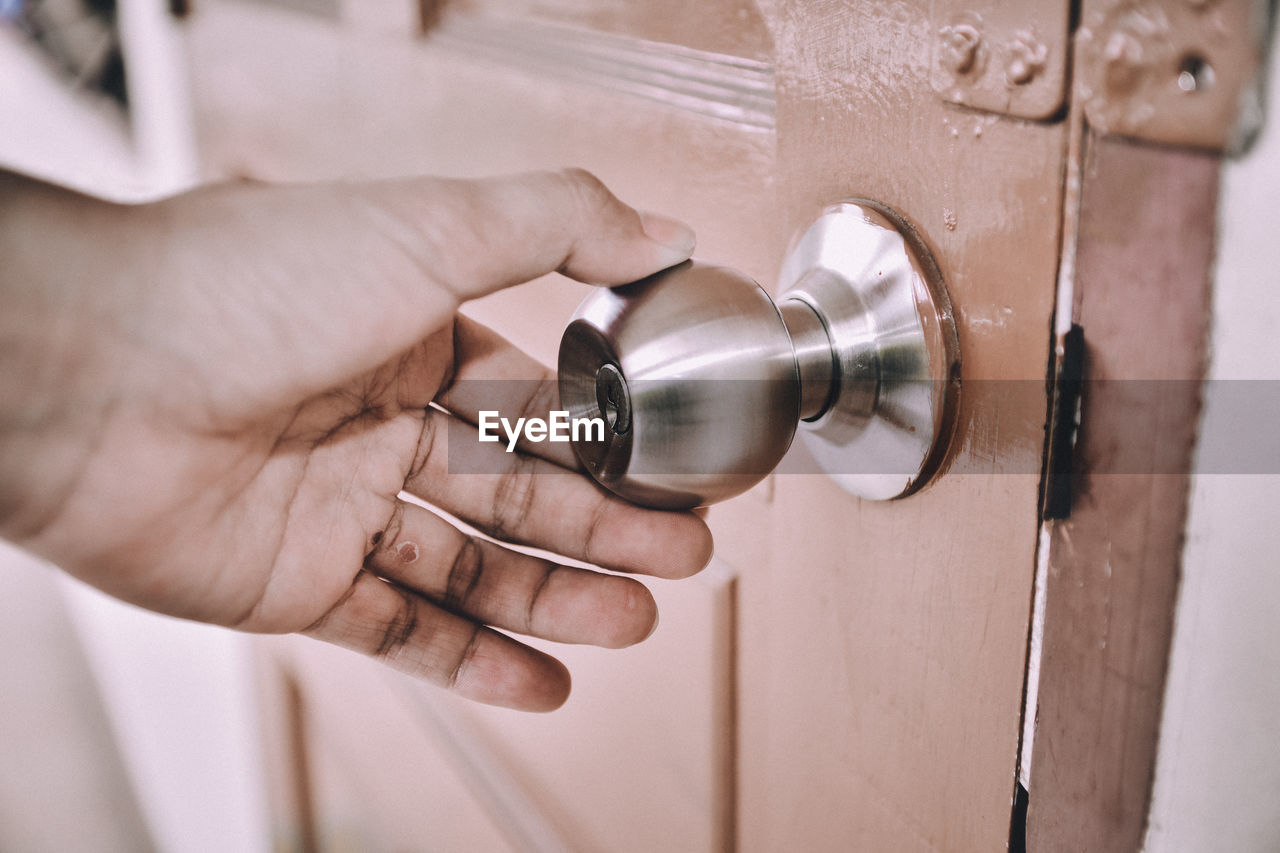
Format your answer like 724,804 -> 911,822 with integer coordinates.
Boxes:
0,168 -> 712,711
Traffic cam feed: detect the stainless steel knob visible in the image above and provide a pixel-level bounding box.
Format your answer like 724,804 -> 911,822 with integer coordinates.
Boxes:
558,200 -> 960,509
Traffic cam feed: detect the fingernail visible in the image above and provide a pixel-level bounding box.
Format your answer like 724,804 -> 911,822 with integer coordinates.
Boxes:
640,211 -> 696,265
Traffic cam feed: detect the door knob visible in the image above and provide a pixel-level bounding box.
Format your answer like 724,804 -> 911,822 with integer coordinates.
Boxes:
557,201 -> 960,509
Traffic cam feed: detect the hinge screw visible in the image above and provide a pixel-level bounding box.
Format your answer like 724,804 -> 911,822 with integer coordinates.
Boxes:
1005,31 -> 1048,86
939,23 -> 983,76
1101,30 -> 1147,95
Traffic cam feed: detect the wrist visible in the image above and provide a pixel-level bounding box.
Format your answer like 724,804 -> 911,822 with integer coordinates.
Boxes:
0,172 -> 134,546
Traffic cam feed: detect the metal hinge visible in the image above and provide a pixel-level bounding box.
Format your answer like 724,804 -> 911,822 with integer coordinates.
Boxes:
1040,324 -> 1085,521
931,2 -> 1072,119
933,0 -> 1273,152
1077,0 -> 1273,153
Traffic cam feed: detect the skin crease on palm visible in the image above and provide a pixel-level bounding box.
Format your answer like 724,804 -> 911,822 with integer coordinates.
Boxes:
0,167 -> 714,712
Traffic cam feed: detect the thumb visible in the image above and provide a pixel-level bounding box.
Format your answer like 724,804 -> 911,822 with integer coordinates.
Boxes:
133,170 -> 693,416
356,167 -> 697,298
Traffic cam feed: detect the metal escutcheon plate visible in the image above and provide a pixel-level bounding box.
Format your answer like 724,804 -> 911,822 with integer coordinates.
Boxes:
779,201 -> 961,500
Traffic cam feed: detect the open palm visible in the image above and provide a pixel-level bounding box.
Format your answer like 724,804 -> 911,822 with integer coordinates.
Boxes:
3,169 -> 711,711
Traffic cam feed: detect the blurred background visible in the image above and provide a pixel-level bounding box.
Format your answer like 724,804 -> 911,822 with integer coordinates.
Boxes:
1,2 -> 1278,852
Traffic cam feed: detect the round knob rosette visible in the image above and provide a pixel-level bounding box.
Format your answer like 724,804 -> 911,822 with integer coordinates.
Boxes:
557,261 -> 799,509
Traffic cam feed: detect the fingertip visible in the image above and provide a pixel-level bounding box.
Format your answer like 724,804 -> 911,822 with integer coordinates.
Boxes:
663,513 -> 715,580
454,632 -> 572,712
603,506 -> 715,580
545,169 -> 695,285
601,578 -> 659,649
692,520 -> 715,572
638,211 -> 696,268
528,656 -> 572,712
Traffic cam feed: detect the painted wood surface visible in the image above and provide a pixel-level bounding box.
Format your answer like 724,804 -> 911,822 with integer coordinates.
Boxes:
257,634 -> 521,851
186,1 -> 1068,849
749,4 -> 1061,848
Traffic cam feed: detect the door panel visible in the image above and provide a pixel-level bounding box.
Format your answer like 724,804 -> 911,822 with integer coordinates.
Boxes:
755,7 -> 1062,847
259,635 -> 519,852
189,1 -> 1064,849
434,561 -> 736,852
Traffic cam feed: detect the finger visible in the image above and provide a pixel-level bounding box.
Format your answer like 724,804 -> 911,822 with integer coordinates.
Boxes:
368,500 -> 658,648
148,170 -> 692,416
305,571 -> 570,712
436,315 -> 578,469
406,410 -> 714,579
368,168 -> 697,298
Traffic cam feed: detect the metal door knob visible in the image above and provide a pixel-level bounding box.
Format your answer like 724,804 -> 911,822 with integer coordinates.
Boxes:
558,201 -> 960,509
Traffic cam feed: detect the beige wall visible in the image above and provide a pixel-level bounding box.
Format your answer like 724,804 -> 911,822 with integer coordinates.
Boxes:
1144,34 -> 1280,853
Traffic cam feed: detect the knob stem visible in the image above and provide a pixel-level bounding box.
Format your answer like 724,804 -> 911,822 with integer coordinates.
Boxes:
779,200 -> 960,501
779,299 -> 837,421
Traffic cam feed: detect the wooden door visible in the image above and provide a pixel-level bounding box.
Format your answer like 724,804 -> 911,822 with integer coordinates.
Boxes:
186,1 -> 1070,850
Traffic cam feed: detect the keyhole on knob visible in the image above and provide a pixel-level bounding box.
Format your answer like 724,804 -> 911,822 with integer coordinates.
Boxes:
595,363 -> 632,434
